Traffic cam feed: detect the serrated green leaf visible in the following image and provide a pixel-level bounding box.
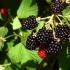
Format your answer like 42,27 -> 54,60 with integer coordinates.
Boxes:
62,5 -> 70,22
17,0 -> 38,18
36,21 -> 45,32
0,27 -> 8,37
8,43 -> 25,63
8,43 -> 42,64
11,17 -> 21,30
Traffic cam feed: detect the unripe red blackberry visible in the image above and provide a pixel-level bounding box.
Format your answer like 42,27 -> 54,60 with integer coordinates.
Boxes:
38,48 -> 47,59
20,16 -> 38,30
0,8 -> 8,15
55,24 -> 69,40
50,1 -> 64,13
26,34 -> 37,50
36,28 -> 54,44
46,39 -> 62,55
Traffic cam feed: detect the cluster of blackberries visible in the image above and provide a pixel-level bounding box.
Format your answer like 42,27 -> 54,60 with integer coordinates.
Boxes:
26,24 -> 69,58
20,16 -> 38,30
50,0 -> 64,13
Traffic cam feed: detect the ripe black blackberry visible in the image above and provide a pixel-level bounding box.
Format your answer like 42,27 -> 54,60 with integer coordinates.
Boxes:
20,16 -> 38,30
26,34 -> 37,50
55,24 -> 69,40
36,28 -> 54,44
50,1 -> 64,13
46,39 -> 62,55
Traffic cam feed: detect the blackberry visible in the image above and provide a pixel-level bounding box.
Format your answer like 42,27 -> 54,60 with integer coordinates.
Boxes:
26,34 -> 37,50
50,1 -> 64,13
46,39 -> 62,55
20,16 -> 38,30
55,24 -> 69,40
36,28 -> 53,44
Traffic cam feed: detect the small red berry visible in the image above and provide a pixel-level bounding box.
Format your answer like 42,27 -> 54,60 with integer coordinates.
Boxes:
38,48 -> 47,59
0,8 -> 8,15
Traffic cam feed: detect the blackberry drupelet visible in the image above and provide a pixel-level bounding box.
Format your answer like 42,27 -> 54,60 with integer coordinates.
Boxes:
26,34 -> 37,50
20,16 -> 38,30
36,28 -> 53,44
46,39 -> 62,55
50,1 -> 64,13
55,24 -> 69,40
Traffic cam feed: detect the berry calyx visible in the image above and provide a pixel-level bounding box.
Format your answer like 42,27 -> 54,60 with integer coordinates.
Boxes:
38,48 -> 47,59
0,8 -> 8,15
20,16 -> 38,30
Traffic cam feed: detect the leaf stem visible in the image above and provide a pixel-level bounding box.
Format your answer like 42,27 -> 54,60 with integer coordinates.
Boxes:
0,63 -> 11,67
5,34 -> 15,39
56,15 -> 63,24
36,16 -> 51,21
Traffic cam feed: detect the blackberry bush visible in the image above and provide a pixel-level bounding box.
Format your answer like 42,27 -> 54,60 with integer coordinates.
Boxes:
55,24 -> 69,40
20,16 -> 38,30
26,34 -> 37,50
46,39 -> 62,55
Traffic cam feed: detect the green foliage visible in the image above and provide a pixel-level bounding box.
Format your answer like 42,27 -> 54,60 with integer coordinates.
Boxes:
11,17 -> 21,30
36,21 -> 45,32
8,43 -> 41,64
62,5 -> 70,22
17,0 -> 38,18
0,27 -> 8,37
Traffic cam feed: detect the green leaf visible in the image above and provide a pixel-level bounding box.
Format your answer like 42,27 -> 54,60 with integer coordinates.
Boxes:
0,27 -> 8,37
17,0 -> 38,18
21,30 -> 32,46
62,5 -> 70,22
8,43 -> 42,64
11,17 -> 21,30
36,21 -> 45,32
